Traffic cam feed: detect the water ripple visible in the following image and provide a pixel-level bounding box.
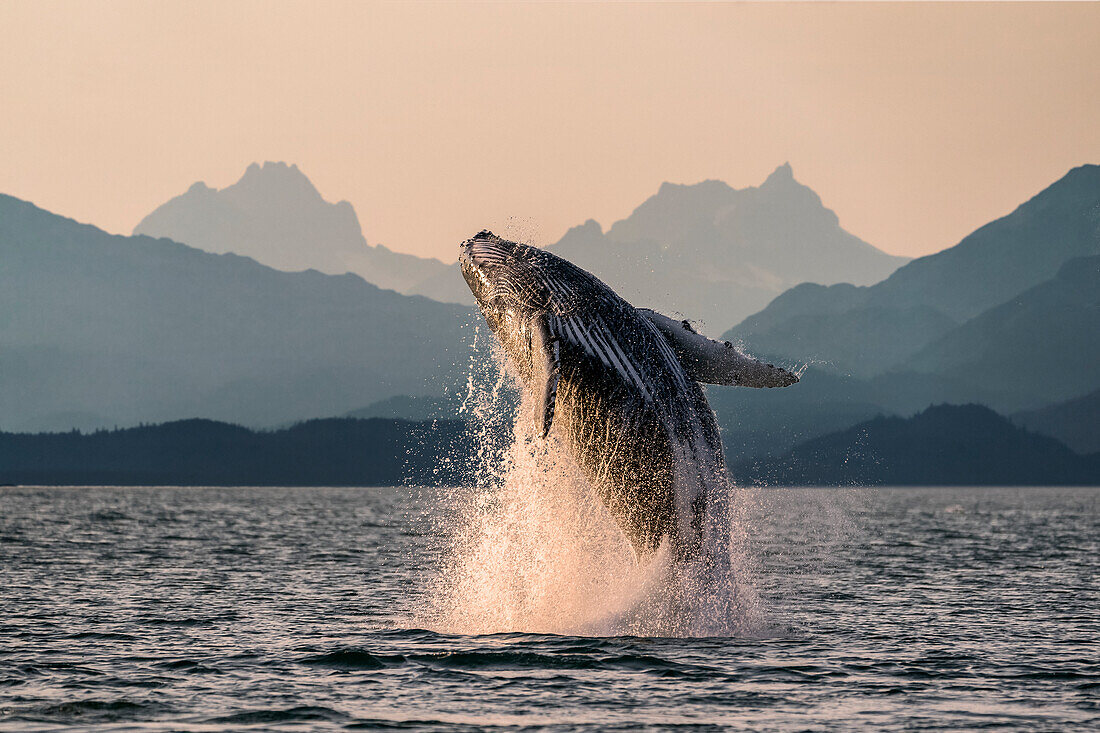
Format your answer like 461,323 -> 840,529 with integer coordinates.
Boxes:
0,485 -> 1096,731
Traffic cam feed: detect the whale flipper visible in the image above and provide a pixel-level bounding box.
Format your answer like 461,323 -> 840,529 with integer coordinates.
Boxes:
638,308 -> 799,388
531,314 -> 561,438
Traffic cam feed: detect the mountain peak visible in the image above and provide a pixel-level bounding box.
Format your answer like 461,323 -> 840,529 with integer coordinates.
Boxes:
245,160 -> 301,176
656,179 -> 736,197
556,218 -> 605,249
164,162 -> 327,213
235,159 -> 316,189
134,163 -> 450,292
761,162 -> 795,189
575,218 -> 603,235
1064,162 -> 1100,181
557,218 -> 603,238
753,161 -> 836,224
135,161 -> 356,273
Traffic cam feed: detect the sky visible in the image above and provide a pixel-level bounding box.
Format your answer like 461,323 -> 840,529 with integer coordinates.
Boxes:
1,1 -> 1098,262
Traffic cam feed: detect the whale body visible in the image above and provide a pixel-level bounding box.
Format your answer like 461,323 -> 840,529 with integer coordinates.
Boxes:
459,231 -> 798,561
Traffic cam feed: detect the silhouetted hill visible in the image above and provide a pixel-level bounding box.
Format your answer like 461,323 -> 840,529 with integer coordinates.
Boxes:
0,194 -> 477,431
719,260 -> 1100,418
900,255 -> 1100,412
409,164 -> 908,333
135,162 -> 449,292
4,407 -> 1091,488
0,418 -> 476,487
867,165 -> 1100,320
1014,388 -> 1100,455
725,165 -> 1100,374
736,404 -> 1100,486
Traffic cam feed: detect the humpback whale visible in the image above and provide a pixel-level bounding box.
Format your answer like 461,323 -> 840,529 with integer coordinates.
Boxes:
459,231 -> 798,561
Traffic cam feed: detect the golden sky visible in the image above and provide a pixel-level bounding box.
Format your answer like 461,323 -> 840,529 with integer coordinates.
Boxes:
2,1 -> 1098,261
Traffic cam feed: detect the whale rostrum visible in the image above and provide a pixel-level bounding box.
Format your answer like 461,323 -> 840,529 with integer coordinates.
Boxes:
459,230 -> 799,560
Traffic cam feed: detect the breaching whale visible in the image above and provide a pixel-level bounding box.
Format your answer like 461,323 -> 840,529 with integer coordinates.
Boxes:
459,231 -> 798,562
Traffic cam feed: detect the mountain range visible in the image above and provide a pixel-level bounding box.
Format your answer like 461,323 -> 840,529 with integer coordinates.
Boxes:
0,194 -> 477,432
736,404 -> 1100,486
0,417 -> 474,487
134,162 -> 450,293
408,164 -> 909,332
725,165 -> 1100,382
1013,387 -> 1100,455
137,162 -> 908,334
2,163 -> 1097,472
5,404 -> 1095,488
700,164 -> 1099,460
902,255 -> 1100,411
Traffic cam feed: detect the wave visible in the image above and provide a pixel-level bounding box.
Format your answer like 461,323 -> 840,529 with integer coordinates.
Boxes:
13,698 -> 167,723
295,643 -> 728,678
204,706 -> 350,725
299,648 -> 406,670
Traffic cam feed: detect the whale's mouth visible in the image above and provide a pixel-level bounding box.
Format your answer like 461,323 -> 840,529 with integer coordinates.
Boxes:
461,231 -> 514,266
460,231 -> 520,304
459,240 -> 495,301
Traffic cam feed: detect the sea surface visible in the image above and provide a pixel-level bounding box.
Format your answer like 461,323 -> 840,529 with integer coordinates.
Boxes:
1,485 -> 1097,731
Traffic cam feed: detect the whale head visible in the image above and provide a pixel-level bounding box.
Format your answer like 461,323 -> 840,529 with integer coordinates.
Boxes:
460,230 -> 568,377
459,230 -> 556,324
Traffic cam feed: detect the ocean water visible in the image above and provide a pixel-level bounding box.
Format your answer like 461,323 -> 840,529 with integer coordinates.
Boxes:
1,485 -> 1097,731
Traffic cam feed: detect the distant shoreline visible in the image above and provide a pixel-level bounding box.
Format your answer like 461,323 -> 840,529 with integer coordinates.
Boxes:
3,406 -> 1097,488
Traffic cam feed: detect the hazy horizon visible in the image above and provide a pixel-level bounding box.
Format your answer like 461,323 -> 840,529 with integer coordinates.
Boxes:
2,1 -> 1098,262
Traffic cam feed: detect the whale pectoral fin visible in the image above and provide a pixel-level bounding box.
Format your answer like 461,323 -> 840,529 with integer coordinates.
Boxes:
536,346 -> 560,439
531,314 -> 561,438
638,308 -> 800,388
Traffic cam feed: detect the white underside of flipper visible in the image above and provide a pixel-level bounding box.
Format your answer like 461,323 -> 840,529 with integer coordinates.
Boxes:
530,313 -> 561,439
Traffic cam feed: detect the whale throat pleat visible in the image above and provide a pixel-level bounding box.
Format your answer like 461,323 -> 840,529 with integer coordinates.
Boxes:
557,314 -> 654,402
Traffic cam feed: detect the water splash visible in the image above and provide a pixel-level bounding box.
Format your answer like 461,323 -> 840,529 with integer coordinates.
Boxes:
419,349 -> 766,638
